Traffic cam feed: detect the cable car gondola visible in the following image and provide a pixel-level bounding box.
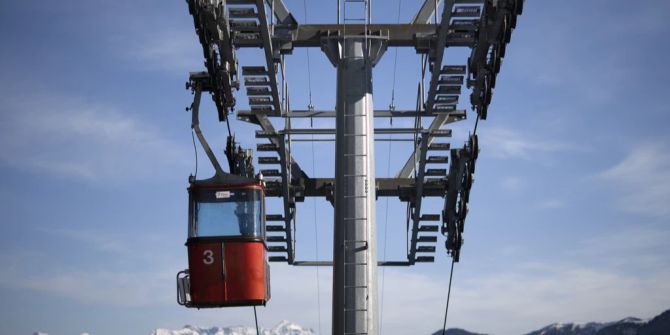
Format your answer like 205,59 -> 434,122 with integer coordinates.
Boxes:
177,79 -> 270,308
177,178 -> 270,308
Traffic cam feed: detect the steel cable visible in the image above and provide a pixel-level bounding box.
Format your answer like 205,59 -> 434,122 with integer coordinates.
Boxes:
254,306 -> 260,334
380,1 -> 403,333
302,1 -> 322,334
441,259 -> 455,335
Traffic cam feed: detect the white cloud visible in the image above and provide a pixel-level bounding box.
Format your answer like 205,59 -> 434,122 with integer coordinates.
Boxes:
450,265 -> 670,335
3,240 -> 669,335
0,93 -> 190,182
35,226 -> 174,262
39,227 -> 130,254
119,30 -> 202,74
86,1 -> 203,75
573,225 -> 670,271
0,231 -> 181,307
0,256 -> 176,306
372,258 -> 670,335
598,142 -> 670,217
482,127 -> 565,160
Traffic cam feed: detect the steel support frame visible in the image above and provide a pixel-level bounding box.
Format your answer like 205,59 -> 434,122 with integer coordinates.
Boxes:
412,0 -> 443,24
187,0 -> 239,120
396,111 -> 464,178
407,132 -> 430,264
248,114 -> 308,180
424,0 -> 456,112
262,0 -> 297,26
255,0 -> 283,114
277,135 -> 295,263
184,1 -> 524,334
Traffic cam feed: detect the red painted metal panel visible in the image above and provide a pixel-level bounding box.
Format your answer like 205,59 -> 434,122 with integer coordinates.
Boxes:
188,242 -> 226,305
187,240 -> 268,307
225,242 -> 267,303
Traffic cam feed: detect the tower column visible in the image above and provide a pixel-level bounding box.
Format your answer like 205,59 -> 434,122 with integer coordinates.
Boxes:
323,36 -> 387,335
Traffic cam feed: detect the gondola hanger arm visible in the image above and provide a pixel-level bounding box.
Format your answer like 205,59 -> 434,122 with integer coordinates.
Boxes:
190,83 -> 225,177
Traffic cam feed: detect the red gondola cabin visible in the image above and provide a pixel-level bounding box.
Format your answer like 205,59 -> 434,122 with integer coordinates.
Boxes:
177,182 -> 270,308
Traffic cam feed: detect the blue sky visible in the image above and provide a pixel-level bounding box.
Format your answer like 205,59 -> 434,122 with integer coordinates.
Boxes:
1,1 -> 669,335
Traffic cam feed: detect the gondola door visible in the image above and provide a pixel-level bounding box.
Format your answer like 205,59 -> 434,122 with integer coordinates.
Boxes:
187,241 -> 226,305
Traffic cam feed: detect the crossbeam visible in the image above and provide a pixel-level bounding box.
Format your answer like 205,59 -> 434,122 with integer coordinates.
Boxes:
292,261 -> 412,267
279,128 -> 425,135
264,177 -> 448,199
285,24 -> 437,47
238,109 -> 466,118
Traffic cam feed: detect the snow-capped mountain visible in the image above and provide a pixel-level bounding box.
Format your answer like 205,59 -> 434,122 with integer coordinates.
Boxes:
151,320 -> 315,335
32,309 -> 670,335
430,328 -> 485,335
524,321 -> 621,335
524,310 -> 670,335
428,309 -> 670,335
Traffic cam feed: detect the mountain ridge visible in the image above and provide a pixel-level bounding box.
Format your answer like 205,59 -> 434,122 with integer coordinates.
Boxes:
31,309 -> 670,335
522,309 -> 669,335
429,308 -> 670,335
150,320 -> 315,335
